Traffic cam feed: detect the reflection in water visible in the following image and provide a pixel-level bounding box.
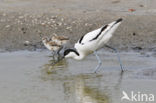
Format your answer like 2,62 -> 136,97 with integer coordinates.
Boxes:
41,59 -> 68,74
63,74 -> 109,103
41,59 -> 124,103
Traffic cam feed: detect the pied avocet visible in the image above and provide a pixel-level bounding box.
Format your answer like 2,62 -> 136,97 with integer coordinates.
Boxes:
63,18 -> 123,73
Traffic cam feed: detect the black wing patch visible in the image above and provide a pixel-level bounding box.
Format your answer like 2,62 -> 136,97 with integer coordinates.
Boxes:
79,35 -> 85,44
89,18 -> 122,42
90,25 -> 108,41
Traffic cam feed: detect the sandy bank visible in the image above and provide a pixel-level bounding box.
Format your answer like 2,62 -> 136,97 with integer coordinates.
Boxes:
0,0 -> 155,52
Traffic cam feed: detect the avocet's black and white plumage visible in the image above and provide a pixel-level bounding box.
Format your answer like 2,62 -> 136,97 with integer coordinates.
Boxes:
64,18 -> 123,72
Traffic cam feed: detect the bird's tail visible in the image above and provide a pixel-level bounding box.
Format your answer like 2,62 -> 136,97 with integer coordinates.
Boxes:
106,18 -> 123,35
109,18 -> 123,25
97,18 -> 123,45
115,18 -> 123,24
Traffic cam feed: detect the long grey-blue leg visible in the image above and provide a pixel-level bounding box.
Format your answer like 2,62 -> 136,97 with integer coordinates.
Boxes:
94,51 -> 102,73
56,46 -> 64,61
57,46 -> 63,56
51,51 -> 56,60
105,45 -> 124,72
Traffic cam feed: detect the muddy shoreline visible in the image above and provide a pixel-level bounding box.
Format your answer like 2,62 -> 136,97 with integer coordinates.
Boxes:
0,0 -> 156,52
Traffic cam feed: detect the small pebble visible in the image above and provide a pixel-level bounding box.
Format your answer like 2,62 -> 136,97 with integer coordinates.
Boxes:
66,26 -> 72,30
112,0 -> 120,4
57,22 -> 62,26
128,9 -> 136,12
52,21 -> 56,23
24,41 -> 31,46
5,25 -> 10,28
61,18 -> 64,21
47,22 -> 51,24
41,22 -> 46,26
19,16 -> 24,19
64,23 -> 67,26
72,21 -> 76,24
85,23 -> 88,26
139,5 -> 144,7
2,13 -> 6,16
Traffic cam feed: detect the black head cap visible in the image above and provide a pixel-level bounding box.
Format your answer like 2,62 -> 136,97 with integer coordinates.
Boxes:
64,49 -> 79,57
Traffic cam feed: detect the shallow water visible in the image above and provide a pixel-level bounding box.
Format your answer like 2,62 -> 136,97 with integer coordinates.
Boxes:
0,51 -> 156,103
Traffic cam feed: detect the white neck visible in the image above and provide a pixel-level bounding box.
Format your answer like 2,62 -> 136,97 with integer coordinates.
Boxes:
73,52 -> 85,60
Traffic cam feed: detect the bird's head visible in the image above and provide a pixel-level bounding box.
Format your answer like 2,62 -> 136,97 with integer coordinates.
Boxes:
63,48 -> 79,59
42,37 -> 48,43
52,34 -> 57,39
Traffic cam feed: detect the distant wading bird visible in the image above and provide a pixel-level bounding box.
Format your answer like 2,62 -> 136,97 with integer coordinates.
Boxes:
42,35 -> 69,60
63,18 -> 124,73
42,37 -> 62,59
51,34 -> 69,45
